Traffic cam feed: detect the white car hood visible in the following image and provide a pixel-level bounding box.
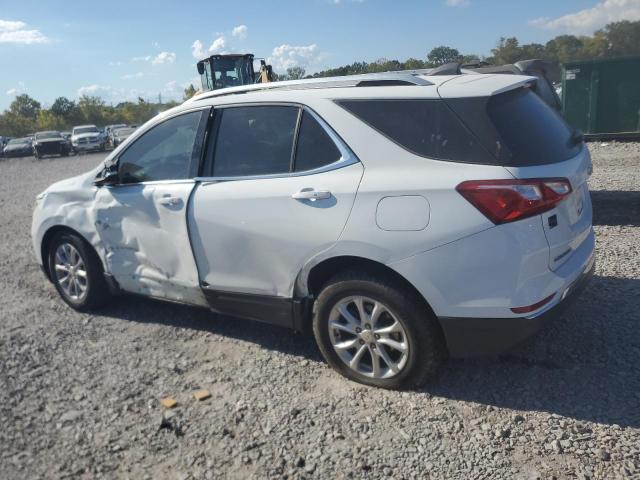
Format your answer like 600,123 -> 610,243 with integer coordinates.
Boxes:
72,132 -> 100,141
42,167 -> 101,196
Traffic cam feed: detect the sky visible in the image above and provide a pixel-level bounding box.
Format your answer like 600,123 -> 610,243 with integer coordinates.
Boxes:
1,0 -> 639,110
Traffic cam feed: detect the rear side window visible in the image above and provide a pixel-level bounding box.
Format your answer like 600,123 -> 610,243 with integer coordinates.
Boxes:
212,106 -> 298,177
294,111 -> 342,172
337,99 -> 494,164
445,88 -> 580,166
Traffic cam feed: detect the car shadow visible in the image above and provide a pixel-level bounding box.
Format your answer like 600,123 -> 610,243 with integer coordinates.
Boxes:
99,274 -> 639,428
591,190 -> 640,227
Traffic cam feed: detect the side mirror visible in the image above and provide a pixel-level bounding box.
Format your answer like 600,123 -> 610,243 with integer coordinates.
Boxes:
94,167 -> 119,186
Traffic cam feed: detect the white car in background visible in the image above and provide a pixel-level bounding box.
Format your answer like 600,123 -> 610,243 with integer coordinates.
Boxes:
32,72 -> 594,389
70,124 -> 105,153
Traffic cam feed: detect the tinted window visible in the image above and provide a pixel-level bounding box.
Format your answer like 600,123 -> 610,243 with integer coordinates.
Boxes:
294,111 -> 342,172
337,99 -> 494,164
119,111 -> 204,183
445,88 -> 580,166
212,106 -> 298,177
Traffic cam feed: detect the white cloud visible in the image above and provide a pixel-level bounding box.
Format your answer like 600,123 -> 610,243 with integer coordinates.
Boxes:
108,60 -> 122,67
0,20 -> 26,31
152,51 -> 176,65
530,0 -> 640,35
208,35 -> 226,54
232,24 -> 248,39
0,19 -> 49,44
6,81 -> 26,96
77,84 -> 113,98
131,55 -> 152,62
267,44 -> 322,72
445,0 -> 470,6
121,72 -> 144,80
76,84 -> 149,103
191,40 -> 205,59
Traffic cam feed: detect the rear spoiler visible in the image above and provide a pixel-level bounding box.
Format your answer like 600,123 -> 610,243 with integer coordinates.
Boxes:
436,74 -> 537,99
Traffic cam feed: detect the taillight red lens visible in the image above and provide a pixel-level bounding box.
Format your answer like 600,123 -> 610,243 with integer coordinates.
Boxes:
456,178 -> 572,224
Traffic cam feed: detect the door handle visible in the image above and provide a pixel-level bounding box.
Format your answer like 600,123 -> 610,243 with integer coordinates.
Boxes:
291,188 -> 331,200
159,196 -> 181,207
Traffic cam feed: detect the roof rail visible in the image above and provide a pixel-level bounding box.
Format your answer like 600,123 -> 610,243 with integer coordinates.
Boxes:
190,72 -> 434,102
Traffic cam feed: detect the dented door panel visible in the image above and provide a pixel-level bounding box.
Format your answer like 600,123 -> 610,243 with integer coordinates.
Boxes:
93,181 -> 207,306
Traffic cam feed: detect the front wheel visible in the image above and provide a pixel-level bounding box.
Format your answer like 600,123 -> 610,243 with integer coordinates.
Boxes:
313,270 -> 446,390
47,232 -> 110,311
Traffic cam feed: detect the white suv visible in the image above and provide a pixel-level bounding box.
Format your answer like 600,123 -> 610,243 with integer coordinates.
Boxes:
32,72 -> 595,389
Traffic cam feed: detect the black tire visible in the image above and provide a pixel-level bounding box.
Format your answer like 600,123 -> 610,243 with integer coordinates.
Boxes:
313,270 -> 446,390
47,231 -> 110,311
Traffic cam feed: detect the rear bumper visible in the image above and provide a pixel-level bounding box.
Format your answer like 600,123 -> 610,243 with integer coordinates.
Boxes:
439,256 -> 595,357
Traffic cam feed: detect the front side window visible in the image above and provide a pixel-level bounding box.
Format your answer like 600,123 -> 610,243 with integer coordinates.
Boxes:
118,110 -> 205,183
211,106 -> 299,177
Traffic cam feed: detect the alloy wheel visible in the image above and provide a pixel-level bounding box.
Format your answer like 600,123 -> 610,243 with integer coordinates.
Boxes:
54,242 -> 88,301
328,295 -> 409,379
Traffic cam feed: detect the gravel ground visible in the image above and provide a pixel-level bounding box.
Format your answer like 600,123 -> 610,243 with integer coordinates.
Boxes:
0,145 -> 639,480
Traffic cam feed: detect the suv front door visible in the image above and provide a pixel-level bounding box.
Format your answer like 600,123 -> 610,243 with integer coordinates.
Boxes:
189,105 -> 364,325
94,109 -> 209,305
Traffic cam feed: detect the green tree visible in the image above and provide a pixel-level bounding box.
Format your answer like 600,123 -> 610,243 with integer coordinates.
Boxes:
427,46 -> 462,65
286,66 -> 306,80
601,21 -> 640,57
491,37 -> 522,65
77,95 -> 106,125
9,94 -> 41,118
183,84 -> 197,101
50,97 -> 76,118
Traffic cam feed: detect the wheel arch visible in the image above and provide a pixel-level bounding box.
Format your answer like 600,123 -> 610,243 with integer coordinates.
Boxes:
40,225 -> 101,282
296,255 -> 439,333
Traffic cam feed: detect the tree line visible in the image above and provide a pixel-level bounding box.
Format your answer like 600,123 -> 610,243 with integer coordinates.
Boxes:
3,20 -> 639,138
0,94 -> 180,138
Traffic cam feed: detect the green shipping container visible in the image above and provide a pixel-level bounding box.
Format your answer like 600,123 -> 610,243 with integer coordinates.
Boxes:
562,56 -> 640,139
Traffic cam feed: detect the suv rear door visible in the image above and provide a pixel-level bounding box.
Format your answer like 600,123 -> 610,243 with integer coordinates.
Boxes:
189,104 -> 363,324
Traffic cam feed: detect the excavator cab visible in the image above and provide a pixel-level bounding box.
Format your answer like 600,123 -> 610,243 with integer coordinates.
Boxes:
197,54 -> 273,92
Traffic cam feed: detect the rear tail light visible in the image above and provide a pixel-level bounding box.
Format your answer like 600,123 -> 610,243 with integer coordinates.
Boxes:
456,178 -> 572,224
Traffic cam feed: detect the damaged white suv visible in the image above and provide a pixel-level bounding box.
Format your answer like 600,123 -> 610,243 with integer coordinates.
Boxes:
32,72 -> 595,389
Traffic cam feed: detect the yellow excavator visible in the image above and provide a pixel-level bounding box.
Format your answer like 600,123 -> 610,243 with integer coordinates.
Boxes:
196,54 -> 274,92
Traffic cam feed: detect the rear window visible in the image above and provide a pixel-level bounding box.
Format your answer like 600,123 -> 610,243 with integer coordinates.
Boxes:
336,99 -> 495,164
445,88 -> 580,166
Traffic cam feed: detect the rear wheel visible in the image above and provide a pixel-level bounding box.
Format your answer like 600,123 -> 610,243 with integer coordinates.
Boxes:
313,270 -> 445,390
47,232 -> 110,311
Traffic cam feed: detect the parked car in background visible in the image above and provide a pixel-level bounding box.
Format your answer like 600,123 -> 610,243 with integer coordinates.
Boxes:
61,132 -> 71,140
32,72 -> 594,389
105,124 -> 128,148
3,137 -> 33,158
0,136 -> 8,156
111,126 -> 136,147
33,131 -> 72,159
70,125 -> 105,154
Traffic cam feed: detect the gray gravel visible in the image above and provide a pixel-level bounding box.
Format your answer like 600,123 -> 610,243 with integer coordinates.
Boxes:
1,145 -> 639,479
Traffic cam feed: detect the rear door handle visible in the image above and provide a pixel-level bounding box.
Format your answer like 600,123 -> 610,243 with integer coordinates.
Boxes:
292,188 -> 331,200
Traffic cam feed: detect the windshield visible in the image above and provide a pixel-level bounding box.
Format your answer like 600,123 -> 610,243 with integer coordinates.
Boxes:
35,131 -> 61,140
74,126 -> 99,135
8,138 -> 30,145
